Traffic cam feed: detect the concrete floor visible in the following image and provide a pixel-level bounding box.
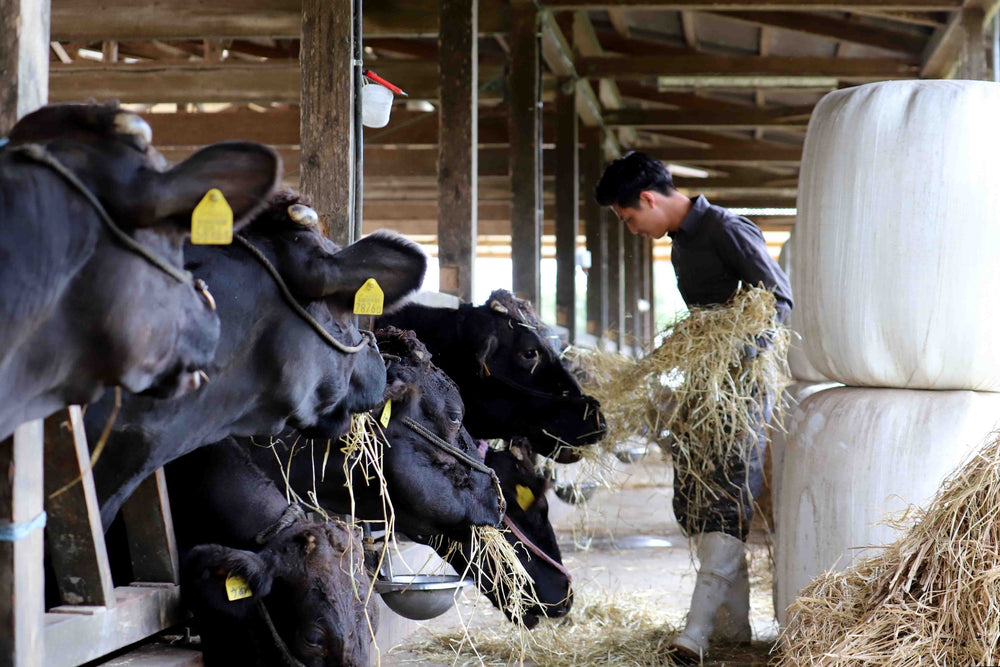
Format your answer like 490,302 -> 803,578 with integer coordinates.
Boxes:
378,451 -> 778,666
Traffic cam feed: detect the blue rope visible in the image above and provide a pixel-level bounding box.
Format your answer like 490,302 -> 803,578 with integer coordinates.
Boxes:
0,511 -> 46,542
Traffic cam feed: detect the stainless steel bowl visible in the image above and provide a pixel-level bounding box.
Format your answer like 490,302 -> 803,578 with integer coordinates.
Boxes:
613,444 -> 649,464
554,480 -> 599,504
374,574 -> 471,620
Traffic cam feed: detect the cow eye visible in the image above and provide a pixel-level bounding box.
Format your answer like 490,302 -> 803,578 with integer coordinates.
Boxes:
521,348 -> 538,360
303,626 -> 325,648
447,411 -> 462,425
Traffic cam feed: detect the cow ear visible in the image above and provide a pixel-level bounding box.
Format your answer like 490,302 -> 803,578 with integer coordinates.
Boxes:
475,334 -> 498,377
181,544 -> 275,620
384,378 -> 420,412
321,231 -> 428,311
145,141 -> 281,231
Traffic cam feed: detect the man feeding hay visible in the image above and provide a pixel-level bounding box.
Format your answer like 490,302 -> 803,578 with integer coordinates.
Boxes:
596,151 -> 793,662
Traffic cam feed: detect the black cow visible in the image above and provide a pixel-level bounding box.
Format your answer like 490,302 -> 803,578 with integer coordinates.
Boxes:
168,439 -> 375,667
244,326 -> 504,537
0,102 -> 281,439
87,192 -> 426,527
417,439 -> 572,628
377,290 -> 605,463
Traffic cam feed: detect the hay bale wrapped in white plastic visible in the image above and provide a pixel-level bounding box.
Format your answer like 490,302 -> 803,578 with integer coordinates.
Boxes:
794,80 -> 1000,390
777,235 -> 827,383
774,385 -> 1000,625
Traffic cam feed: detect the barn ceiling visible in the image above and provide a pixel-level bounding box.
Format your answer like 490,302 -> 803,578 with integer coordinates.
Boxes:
47,0 -> 998,236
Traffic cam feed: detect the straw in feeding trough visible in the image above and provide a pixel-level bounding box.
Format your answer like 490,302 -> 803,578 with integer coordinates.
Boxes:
413,590 -> 685,666
777,430 -> 1000,666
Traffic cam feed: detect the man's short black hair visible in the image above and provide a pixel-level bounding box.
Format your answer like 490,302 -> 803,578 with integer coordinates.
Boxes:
594,151 -> 674,208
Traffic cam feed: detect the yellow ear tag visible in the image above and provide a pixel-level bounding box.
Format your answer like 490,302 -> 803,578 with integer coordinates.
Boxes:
353,278 -> 384,316
515,484 -> 535,511
191,188 -> 234,245
225,573 -> 253,601
379,400 -> 392,428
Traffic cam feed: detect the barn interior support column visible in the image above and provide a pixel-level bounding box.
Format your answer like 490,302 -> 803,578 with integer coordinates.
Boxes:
508,1 -> 541,306
555,77 -> 579,340
643,237 -> 655,348
607,212 -> 624,351
300,0 -> 354,245
0,422 -> 45,667
623,231 -> 638,353
438,0 -> 478,301
956,7 -> 988,79
582,129 -> 608,343
0,0 -> 49,134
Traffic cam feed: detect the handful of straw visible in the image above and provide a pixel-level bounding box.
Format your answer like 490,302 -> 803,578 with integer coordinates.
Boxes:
778,430 -> 1000,666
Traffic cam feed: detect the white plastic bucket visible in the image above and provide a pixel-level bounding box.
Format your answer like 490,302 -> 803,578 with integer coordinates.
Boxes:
362,83 -> 393,128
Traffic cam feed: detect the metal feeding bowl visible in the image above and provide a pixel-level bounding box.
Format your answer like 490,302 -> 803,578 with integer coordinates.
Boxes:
554,480 -> 599,505
374,574 -> 471,620
614,444 -> 649,464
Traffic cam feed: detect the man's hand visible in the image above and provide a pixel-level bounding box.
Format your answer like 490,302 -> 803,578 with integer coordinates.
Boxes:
740,329 -> 776,361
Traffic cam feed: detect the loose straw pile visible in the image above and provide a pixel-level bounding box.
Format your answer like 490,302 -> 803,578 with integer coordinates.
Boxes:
413,590 -> 683,666
778,431 -> 1000,666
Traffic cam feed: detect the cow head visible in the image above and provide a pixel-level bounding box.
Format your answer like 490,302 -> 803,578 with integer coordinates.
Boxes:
457,290 -> 605,460
369,327 -> 503,535
0,103 -> 280,436
418,439 -> 573,628
89,191 -> 426,529
182,521 -> 376,667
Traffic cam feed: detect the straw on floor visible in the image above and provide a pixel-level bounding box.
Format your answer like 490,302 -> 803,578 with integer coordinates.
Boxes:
777,430 -> 1000,666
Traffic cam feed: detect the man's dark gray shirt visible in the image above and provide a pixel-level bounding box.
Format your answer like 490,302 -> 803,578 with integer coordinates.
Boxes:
667,195 -> 793,324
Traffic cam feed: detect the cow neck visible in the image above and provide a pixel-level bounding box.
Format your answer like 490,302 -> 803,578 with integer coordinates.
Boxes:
5,143 -> 215,309
399,416 -> 506,517
232,234 -> 374,355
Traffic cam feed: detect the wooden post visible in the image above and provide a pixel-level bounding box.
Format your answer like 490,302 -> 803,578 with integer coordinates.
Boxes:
582,128 -> 607,342
623,231 -> 638,353
44,408 -> 114,607
555,77 -> 578,340
642,237 -> 654,349
437,0 -> 478,301
300,0 -> 354,245
508,1 -> 541,306
0,421 -> 45,667
645,237 -> 656,344
607,214 -> 624,350
120,470 -> 179,584
0,0 -> 49,134
956,7 -> 988,80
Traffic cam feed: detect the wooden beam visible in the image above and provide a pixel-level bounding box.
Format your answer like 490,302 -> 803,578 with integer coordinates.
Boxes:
643,143 -> 802,163
713,11 -> 929,54
48,61 -> 505,104
681,11 -> 699,48
555,77 -> 579,337
437,0 -> 477,301
44,408 -> 115,608
299,0 -> 353,244
538,10 -> 605,129
572,13 -> 628,158
509,1 -> 542,305
604,104 -> 814,128
542,0 -> 960,9
577,54 -> 920,79
50,0 -> 509,40
921,0 -> 999,77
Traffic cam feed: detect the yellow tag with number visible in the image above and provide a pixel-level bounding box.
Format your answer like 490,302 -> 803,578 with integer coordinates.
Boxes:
379,400 -> 392,427
353,278 -> 384,315
225,573 -> 253,601
191,188 -> 234,245
515,484 -> 535,511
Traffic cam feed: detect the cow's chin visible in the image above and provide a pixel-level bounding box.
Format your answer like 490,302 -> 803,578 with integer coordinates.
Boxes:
296,408 -> 352,441
132,367 -> 205,400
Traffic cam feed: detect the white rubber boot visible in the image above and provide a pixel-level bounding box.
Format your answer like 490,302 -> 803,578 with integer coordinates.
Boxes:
670,532 -> 746,661
712,553 -> 751,644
